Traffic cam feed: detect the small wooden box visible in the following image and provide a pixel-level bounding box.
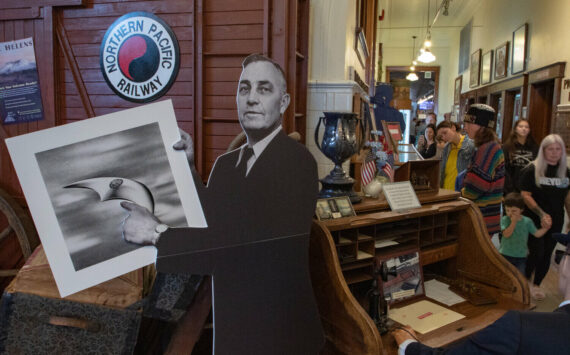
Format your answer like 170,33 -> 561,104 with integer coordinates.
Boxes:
0,246 -> 146,354
394,160 -> 440,195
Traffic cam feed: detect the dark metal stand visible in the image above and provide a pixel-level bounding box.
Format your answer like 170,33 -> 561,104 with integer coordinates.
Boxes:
318,164 -> 361,204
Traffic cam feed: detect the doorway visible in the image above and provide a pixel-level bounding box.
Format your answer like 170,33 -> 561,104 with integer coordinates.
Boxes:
528,79 -> 555,143
386,66 -> 440,144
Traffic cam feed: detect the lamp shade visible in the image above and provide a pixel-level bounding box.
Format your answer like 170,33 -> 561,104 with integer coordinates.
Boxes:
417,48 -> 436,63
406,72 -> 419,81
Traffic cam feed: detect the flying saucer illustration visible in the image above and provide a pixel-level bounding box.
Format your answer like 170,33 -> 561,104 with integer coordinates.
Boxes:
64,177 -> 155,213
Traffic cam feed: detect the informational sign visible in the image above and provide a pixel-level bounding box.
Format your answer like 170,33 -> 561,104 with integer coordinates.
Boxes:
382,181 -> 421,212
0,37 -> 44,125
6,100 -> 206,297
100,12 -> 180,103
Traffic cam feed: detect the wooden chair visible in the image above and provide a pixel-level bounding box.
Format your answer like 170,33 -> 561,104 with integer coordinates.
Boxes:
0,188 -> 40,279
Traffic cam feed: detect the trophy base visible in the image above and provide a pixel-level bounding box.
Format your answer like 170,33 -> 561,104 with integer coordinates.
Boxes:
318,175 -> 362,204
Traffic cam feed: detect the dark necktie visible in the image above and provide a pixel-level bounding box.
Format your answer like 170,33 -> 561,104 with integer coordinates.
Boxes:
238,146 -> 254,176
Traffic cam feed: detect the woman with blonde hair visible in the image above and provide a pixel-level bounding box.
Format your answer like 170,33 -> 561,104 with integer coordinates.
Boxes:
519,134 -> 570,300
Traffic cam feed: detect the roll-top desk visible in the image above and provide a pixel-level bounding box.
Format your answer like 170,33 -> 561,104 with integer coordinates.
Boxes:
309,189 -> 530,354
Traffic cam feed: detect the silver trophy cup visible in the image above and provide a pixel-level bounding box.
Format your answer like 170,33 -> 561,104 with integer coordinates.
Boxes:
314,111 -> 363,203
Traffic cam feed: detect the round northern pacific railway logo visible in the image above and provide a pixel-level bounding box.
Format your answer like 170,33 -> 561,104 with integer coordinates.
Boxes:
100,12 -> 180,103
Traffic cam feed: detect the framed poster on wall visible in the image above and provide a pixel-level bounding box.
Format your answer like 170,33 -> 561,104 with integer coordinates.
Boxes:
495,41 -> 509,79
454,76 -> 462,105
469,49 -> 481,87
512,23 -> 528,75
481,50 -> 493,85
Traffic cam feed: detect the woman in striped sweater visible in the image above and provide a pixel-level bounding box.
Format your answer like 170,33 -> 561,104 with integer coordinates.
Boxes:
461,104 -> 505,237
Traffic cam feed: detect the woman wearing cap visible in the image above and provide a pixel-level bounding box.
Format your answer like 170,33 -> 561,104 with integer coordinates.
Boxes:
461,104 -> 505,238
502,119 -> 539,194
519,134 -> 570,300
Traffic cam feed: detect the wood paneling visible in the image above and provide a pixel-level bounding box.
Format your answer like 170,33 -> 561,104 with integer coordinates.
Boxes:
0,0 -> 309,192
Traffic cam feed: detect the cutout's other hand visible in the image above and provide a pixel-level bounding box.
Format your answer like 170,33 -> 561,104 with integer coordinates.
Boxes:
173,128 -> 195,165
121,201 -> 161,245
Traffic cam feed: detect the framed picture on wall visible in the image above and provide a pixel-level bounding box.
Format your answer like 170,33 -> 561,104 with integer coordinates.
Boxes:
481,50 -> 493,85
512,23 -> 528,75
354,28 -> 369,68
469,49 -> 481,87
454,75 -> 462,104
495,41 -> 509,79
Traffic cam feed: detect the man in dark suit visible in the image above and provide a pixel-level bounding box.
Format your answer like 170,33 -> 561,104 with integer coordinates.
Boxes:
393,238 -> 570,354
121,54 -> 324,354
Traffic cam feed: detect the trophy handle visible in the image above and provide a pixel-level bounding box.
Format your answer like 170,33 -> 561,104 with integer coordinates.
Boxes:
314,116 -> 324,150
358,115 -> 366,150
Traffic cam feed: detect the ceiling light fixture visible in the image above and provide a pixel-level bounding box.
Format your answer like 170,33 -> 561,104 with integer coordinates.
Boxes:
406,36 -> 419,81
418,48 -> 436,63
416,0 -> 451,63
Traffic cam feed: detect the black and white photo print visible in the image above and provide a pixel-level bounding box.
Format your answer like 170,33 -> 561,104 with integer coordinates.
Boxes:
6,100 -> 206,297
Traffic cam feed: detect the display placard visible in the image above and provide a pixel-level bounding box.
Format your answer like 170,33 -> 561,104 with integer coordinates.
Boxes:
382,181 -> 421,212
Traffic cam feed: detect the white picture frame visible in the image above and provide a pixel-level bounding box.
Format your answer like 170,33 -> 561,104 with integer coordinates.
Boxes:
6,100 -> 206,297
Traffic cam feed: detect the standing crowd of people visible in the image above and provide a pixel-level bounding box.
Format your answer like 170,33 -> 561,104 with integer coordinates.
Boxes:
393,104 -> 570,354
415,104 -> 569,301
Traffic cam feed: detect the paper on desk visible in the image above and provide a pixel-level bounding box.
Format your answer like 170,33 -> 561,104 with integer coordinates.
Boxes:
375,239 -> 399,248
424,279 -> 466,306
389,300 -> 465,334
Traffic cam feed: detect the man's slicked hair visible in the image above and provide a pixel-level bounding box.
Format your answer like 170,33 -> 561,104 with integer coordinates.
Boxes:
242,53 -> 287,92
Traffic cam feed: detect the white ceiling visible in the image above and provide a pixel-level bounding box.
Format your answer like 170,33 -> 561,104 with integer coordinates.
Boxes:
377,0 -> 481,49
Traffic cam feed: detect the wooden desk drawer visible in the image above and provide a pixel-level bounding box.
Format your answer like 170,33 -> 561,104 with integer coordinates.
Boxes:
421,243 -> 458,265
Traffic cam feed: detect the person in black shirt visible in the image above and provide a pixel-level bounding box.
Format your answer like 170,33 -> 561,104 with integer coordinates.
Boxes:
502,119 -> 538,194
417,123 -> 436,159
519,133 -> 570,300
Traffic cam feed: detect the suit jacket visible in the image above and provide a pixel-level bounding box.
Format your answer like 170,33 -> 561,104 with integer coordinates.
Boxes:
406,304 -> 570,355
156,131 -> 324,354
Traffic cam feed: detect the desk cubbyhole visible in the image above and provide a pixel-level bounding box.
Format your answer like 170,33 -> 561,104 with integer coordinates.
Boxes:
446,223 -> 459,241
420,215 -> 434,230
434,213 -> 447,227
420,229 -> 434,246
434,226 -> 447,242
338,229 -> 358,245
358,226 -> 375,241
338,244 -> 357,264
447,212 -> 460,225
357,240 -> 375,260
343,267 -> 373,285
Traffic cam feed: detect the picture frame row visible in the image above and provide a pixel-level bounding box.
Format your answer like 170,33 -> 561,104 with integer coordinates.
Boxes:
467,23 -> 527,89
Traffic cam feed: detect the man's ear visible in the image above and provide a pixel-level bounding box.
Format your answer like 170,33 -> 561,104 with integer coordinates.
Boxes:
280,93 -> 291,115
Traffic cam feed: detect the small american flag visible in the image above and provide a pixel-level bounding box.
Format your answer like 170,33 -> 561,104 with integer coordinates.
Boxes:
382,152 -> 395,182
361,150 -> 377,186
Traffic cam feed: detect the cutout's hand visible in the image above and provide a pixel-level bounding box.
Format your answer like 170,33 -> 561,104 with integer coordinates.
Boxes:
173,128 -> 195,165
121,201 -> 162,245
392,325 -> 417,346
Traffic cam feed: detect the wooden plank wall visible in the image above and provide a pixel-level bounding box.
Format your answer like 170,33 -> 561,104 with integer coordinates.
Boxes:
56,0 -> 195,139
0,7 -> 57,198
197,0 -> 265,177
0,5 -> 60,290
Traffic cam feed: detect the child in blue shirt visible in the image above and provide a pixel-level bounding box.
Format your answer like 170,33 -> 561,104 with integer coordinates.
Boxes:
500,192 -> 550,274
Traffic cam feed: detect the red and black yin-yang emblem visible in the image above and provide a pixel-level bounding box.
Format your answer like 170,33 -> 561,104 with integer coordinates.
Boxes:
100,12 -> 179,103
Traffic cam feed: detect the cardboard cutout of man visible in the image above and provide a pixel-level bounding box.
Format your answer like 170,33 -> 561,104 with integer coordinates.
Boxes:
121,54 -> 324,354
